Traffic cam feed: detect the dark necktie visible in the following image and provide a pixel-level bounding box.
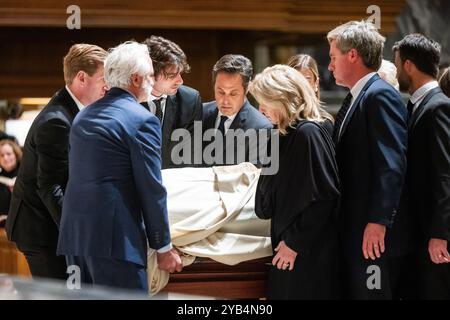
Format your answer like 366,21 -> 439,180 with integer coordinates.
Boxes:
217,115 -> 228,135
407,100 -> 415,120
212,115 -> 228,162
153,97 -> 164,124
332,92 -> 353,145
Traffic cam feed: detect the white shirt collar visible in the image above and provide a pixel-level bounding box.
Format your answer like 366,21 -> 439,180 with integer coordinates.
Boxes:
217,111 -> 238,122
215,111 -> 238,134
410,81 -> 439,105
65,85 -> 85,111
149,93 -> 168,101
147,94 -> 168,122
336,72 -> 376,140
350,72 -> 377,104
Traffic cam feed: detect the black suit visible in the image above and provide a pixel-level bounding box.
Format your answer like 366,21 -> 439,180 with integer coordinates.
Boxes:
202,100 -> 273,166
142,85 -> 202,169
335,74 -> 409,299
5,87 -> 78,279
406,87 -> 450,299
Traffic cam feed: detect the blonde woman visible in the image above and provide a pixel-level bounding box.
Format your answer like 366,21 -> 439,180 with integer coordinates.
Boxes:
287,54 -> 334,135
250,65 -> 340,299
0,139 -> 22,226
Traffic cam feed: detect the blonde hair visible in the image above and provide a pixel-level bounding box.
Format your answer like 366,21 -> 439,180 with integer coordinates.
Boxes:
249,64 -> 333,135
63,43 -> 107,85
378,59 -> 399,90
0,139 -> 22,165
287,54 -> 321,99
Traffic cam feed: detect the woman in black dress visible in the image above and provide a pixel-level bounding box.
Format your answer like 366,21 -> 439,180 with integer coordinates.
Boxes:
249,65 -> 340,299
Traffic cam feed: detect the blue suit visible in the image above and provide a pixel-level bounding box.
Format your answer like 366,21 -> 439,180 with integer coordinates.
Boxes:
202,100 -> 273,166
57,88 -> 170,290
335,74 -> 409,299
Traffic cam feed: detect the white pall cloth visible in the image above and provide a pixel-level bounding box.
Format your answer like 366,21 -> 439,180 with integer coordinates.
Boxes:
147,162 -> 272,295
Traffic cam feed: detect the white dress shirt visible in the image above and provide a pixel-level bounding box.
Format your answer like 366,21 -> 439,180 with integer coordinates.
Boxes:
65,85 -> 85,111
148,94 -> 168,124
338,72 -> 377,138
409,81 -> 439,114
214,112 -> 238,135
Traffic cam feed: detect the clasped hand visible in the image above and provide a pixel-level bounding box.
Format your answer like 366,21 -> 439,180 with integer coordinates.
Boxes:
272,240 -> 297,271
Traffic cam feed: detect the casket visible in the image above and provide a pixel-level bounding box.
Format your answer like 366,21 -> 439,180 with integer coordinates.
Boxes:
162,257 -> 270,299
149,164 -> 273,297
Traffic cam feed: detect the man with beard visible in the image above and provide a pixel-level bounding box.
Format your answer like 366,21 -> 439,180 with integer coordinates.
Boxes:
57,41 -> 182,291
393,34 -> 450,299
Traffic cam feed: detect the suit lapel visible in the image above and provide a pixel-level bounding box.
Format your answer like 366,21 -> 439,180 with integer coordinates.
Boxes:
205,107 -> 219,131
409,87 -> 442,131
59,87 -> 80,120
162,95 -> 178,144
339,74 -> 379,140
229,101 -> 249,131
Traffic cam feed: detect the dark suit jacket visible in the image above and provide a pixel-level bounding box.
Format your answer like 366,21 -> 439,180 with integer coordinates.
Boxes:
406,87 -> 450,246
57,88 -> 170,267
0,166 -> 19,215
335,74 -> 409,257
202,99 -> 273,166
6,87 -> 79,247
142,85 -> 202,169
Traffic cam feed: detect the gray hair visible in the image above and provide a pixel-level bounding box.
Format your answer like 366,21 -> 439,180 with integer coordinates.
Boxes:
212,54 -> 253,91
104,41 -> 151,89
327,20 -> 385,70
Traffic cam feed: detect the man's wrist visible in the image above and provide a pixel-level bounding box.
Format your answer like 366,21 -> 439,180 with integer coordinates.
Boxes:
156,243 -> 173,253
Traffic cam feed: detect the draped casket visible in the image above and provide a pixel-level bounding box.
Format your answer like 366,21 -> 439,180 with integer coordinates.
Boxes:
148,163 -> 272,298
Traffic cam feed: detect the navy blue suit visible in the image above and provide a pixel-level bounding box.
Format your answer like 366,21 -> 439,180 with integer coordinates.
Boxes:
57,88 -> 170,290
202,100 -> 273,166
335,74 -> 409,299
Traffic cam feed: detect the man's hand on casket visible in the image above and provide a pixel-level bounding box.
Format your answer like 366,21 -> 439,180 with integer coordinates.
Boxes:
272,241 -> 297,271
157,248 -> 183,273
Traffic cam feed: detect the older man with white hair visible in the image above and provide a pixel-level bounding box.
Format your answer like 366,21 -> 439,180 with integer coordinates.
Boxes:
57,41 -> 182,291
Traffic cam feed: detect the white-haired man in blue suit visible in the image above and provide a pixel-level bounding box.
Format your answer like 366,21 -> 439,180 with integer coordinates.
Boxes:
58,41 -> 183,291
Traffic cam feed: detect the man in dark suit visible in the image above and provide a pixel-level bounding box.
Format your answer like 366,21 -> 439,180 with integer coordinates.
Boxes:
57,41 -> 182,291
393,34 -> 450,299
203,54 -> 272,166
327,21 -> 409,299
6,44 -> 107,280
142,36 -> 202,169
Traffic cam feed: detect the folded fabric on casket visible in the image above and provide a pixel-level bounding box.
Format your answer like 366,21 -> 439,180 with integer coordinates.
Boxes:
148,162 -> 272,295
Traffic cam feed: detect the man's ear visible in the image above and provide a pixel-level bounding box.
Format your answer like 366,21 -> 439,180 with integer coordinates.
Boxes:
347,48 -> 359,64
130,73 -> 140,88
404,60 -> 415,75
74,70 -> 86,86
